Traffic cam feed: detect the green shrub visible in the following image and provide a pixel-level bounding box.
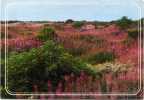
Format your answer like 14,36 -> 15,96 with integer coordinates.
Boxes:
72,21 -> 84,28
116,16 -> 132,29
128,30 -> 138,39
65,19 -> 74,23
88,51 -> 115,64
37,27 -> 57,42
7,40 -> 95,92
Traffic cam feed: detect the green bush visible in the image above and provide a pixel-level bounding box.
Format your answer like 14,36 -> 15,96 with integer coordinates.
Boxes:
72,21 -> 84,28
88,51 -> 115,64
37,27 -> 57,42
128,30 -> 138,39
7,40 -> 95,92
116,16 -> 132,29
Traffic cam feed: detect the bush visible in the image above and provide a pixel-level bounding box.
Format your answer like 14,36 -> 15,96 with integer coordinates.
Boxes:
72,21 -> 84,28
65,19 -> 74,23
37,27 -> 57,42
128,30 -> 138,39
87,51 -> 115,64
7,40 -> 95,92
116,16 -> 132,29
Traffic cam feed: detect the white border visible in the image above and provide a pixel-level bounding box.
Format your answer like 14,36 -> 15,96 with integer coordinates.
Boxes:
2,2 -> 143,96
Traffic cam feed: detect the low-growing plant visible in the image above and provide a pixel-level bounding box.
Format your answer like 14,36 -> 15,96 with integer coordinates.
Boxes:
36,27 -> 57,42
122,38 -> 134,47
128,30 -> 138,39
87,51 -> 115,64
80,35 -> 105,47
1,32 -> 12,39
66,46 -> 87,56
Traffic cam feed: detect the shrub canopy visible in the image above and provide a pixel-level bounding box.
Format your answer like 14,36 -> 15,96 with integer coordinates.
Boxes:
116,16 -> 133,29
72,21 -> 85,28
37,27 -> 57,42
7,40 -> 95,92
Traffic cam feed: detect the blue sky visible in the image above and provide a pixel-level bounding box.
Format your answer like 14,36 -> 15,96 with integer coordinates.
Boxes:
1,0 -> 143,21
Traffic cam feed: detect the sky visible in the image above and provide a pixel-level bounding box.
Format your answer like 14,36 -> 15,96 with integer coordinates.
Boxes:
1,0 -> 144,21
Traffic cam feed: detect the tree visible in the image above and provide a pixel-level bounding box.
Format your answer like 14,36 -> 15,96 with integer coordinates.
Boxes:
65,19 -> 74,23
116,16 -> 132,29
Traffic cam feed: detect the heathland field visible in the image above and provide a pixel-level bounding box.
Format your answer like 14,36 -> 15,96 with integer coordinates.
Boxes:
1,17 -> 143,99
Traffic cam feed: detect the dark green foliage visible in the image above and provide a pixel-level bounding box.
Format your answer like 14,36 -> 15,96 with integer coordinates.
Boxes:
123,30 -> 139,46
65,19 -> 74,23
37,27 -> 57,42
7,40 -> 94,92
72,21 -> 84,28
116,16 -> 133,29
128,30 -> 138,39
88,51 -> 115,64
1,59 -> 15,98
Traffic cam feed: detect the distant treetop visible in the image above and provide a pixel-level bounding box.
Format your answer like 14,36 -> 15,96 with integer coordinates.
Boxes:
65,19 -> 74,23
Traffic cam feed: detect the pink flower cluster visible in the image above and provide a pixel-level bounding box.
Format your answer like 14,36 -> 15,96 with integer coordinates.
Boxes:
16,71 -> 139,99
1,37 -> 42,52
